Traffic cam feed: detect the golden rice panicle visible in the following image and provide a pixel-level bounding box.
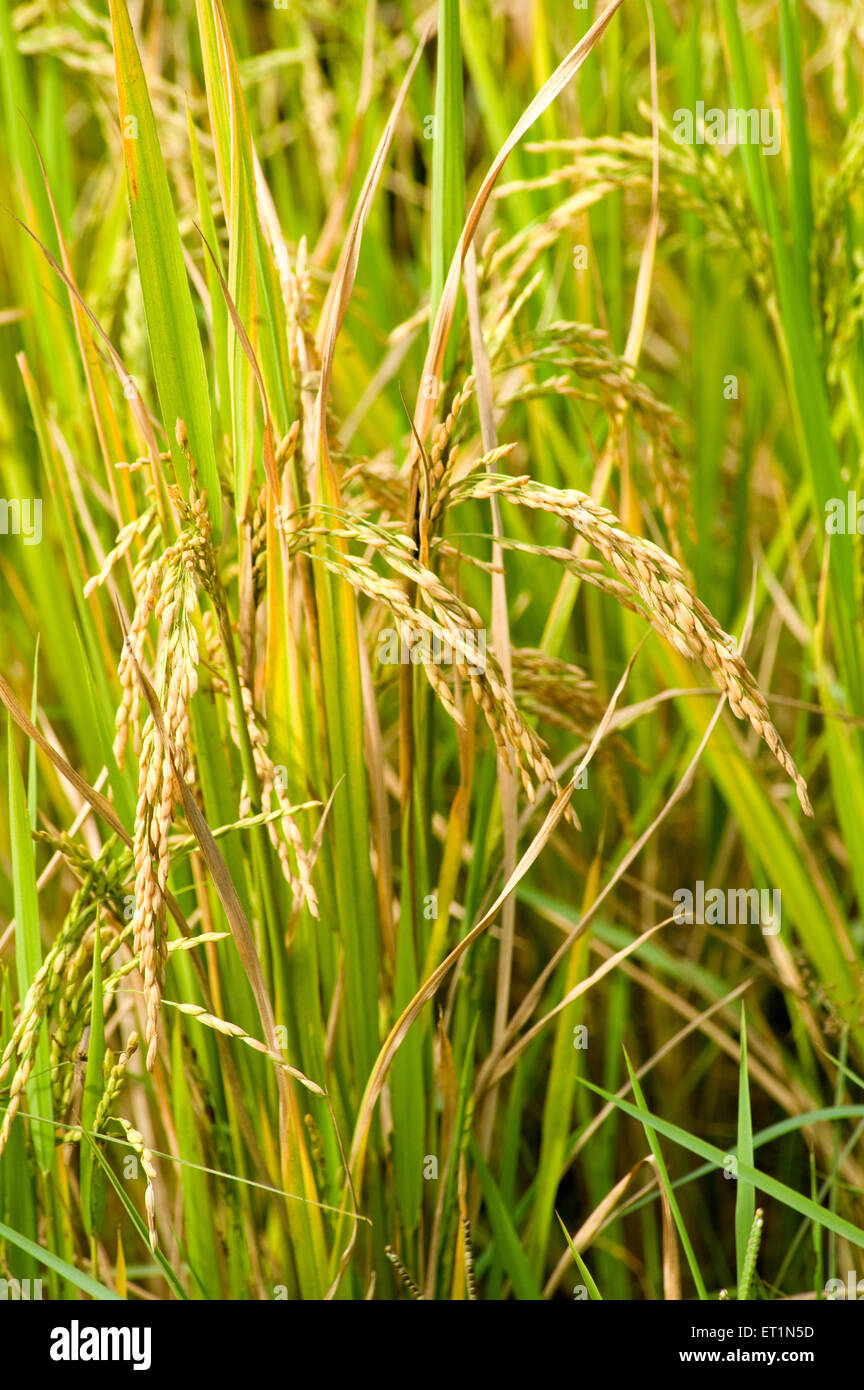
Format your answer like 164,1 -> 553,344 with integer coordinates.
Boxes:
0,891 -> 100,1157
114,551 -> 163,769
130,551 -> 202,1072
227,677 -> 319,917
564,490 -> 812,814
118,1117 -> 158,1251
461,474 -> 812,815
83,509 -> 155,600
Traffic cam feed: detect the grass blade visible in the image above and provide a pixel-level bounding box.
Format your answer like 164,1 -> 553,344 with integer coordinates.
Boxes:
109,0 -> 221,534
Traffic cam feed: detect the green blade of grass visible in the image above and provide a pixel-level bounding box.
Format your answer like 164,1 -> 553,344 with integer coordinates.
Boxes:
430,0 -> 465,369
529,929 -> 591,1280
778,0 -> 813,283
581,1079 -> 864,1251
170,1026 -> 222,1298
80,912 -> 106,1240
468,1134 -> 541,1300
391,880 -> 424,1239
735,1005 -> 755,1287
0,1218 -> 122,1301
0,976 -> 38,1283
109,0 -> 221,536
187,103 -> 231,443
195,0 -> 257,520
7,713 -> 54,1175
623,1051 -> 708,1299
556,1212 -> 603,1300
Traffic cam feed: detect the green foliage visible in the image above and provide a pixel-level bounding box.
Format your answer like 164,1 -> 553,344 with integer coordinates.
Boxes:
0,0 -> 862,1302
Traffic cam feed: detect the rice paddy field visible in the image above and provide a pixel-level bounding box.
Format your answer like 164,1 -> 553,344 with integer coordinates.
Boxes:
1,0 -> 864,1310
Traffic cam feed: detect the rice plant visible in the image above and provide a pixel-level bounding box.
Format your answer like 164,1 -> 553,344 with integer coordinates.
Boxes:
1,0 -> 863,1303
